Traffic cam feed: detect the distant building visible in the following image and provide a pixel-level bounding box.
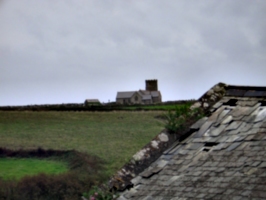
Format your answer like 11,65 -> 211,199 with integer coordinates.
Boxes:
84,99 -> 101,106
116,80 -> 162,105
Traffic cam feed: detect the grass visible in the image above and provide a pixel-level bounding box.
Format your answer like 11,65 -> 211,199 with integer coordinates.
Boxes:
0,111 -> 164,177
0,157 -> 68,180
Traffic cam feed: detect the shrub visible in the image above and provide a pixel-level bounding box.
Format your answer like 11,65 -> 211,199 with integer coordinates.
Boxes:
83,185 -> 115,200
164,105 -> 204,133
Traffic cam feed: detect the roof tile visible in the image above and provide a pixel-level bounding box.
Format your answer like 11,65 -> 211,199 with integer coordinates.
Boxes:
225,121 -> 243,131
193,121 -> 213,138
243,115 -> 257,123
221,115 -> 233,124
258,162 -> 266,168
261,121 -> 266,128
254,108 -> 266,122
208,124 -> 227,136
208,107 -> 225,121
190,117 -> 208,130
215,108 -> 231,124
226,135 -> 241,142
239,122 -> 253,133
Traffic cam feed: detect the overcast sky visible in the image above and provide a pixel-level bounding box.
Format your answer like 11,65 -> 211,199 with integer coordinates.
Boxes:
1,0 -> 266,106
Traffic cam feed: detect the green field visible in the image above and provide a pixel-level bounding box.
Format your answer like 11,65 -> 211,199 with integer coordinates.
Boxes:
0,111 -> 165,177
0,158 -> 68,180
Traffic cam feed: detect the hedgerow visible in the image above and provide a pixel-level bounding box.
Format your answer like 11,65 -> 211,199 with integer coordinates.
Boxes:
0,148 -> 106,200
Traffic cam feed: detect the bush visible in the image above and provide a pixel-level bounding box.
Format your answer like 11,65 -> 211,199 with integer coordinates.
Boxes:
164,105 -> 204,133
83,185 -> 115,200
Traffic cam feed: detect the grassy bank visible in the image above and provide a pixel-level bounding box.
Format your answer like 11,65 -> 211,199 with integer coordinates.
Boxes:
0,158 -> 68,180
0,111 -> 164,176
0,149 -> 105,200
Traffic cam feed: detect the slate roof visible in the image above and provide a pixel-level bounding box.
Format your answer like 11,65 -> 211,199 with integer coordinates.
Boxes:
139,90 -> 151,95
84,99 -> 100,102
118,83 -> 266,200
142,94 -> 152,100
139,90 -> 161,98
116,90 -> 161,101
116,91 -> 136,99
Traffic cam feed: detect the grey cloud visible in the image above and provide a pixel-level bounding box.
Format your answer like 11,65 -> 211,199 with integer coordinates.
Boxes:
1,0 -> 266,105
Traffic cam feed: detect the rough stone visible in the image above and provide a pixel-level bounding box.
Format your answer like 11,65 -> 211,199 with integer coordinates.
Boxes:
190,102 -> 201,109
158,133 -> 169,142
203,102 -> 209,108
133,149 -> 148,161
151,140 -> 159,149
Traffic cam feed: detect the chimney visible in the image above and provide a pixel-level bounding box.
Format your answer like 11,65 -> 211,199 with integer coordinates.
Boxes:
145,79 -> 158,91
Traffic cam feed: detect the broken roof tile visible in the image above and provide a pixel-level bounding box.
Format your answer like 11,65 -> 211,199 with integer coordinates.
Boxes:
208,124 -> 227,137
193,121 -> 213,138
